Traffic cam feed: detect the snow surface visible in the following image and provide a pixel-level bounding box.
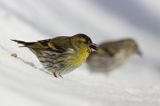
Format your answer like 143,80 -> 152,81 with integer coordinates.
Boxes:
0,0 -> 160,106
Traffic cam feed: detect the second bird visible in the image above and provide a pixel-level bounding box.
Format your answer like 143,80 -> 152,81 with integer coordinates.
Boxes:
87,38 -> 141,73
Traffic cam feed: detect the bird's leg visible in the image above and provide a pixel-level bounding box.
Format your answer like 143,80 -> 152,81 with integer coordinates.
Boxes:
52,71 -> 58,78
58,72 -> 63,78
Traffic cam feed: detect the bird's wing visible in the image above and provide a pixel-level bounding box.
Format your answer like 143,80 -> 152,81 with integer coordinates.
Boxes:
45,36 -> 71,52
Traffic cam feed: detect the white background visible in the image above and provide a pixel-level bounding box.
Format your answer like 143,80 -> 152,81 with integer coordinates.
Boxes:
0,0 -> 160,106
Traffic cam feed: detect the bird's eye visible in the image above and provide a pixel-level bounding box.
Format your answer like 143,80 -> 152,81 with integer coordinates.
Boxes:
87,40 -> 91,43
79,37 -> 92,44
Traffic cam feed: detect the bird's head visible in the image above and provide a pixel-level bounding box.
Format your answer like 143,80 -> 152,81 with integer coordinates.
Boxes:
121,38 -> 142,57
71,33 -> 97,53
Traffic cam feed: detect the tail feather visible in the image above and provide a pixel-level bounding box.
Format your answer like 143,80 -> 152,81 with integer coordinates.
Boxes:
11,39 -> 34,46
11,39 -> 43,54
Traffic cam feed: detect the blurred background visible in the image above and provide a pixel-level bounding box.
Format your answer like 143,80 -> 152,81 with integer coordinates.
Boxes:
0,0 -> 160,106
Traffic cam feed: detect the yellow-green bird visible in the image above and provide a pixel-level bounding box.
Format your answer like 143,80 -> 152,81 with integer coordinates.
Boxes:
87,38 -> 141,73
12,33 -> 96,77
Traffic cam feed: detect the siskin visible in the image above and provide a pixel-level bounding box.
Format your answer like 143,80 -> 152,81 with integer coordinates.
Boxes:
12,33 -> 96,77
87,38 -> 141,73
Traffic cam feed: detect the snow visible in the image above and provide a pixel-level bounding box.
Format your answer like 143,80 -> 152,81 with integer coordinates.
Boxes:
0,0 -> 160,106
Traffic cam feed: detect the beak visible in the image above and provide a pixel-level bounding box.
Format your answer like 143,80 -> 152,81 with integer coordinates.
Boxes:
89,43 -> 97,53
136,49 -> 142,57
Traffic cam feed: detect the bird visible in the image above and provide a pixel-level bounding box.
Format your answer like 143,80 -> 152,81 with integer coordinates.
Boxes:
12,33 -> 96,78
87,38 -> 141,73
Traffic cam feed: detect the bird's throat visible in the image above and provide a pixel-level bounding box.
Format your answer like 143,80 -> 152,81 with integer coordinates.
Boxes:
72,48 -> 90,67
